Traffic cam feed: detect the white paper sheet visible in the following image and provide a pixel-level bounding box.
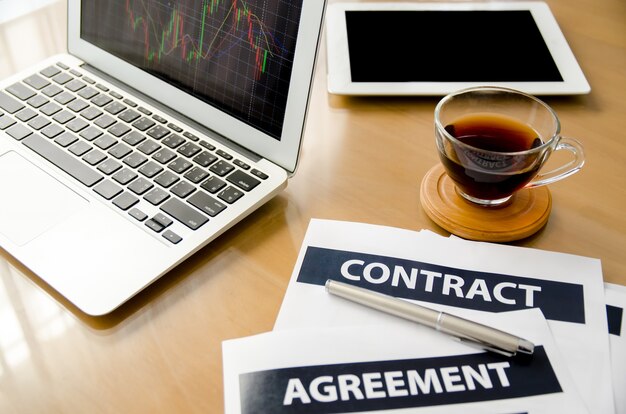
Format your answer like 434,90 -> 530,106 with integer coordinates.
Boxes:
274,219 -> 614,413
224,309 -> 587,413
605,283 -> 626,414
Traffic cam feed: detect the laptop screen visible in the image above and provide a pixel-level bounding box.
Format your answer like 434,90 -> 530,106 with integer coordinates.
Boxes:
80,0 -> 303,141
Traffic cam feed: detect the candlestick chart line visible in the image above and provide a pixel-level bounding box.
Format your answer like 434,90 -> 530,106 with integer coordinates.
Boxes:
124,0 -> 284,80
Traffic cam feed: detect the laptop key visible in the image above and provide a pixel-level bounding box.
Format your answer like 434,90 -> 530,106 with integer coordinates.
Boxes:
145,219 -> 164,233
52,110 -> 75,124
118,109 -> 140,123
78,86 -> 99,100
54,91 -> 75,105
40,66 -> 61,78
0,115 -> 16,130
128,177 -> 153,195
177,142 -> 202,157
97,159 -> 122,175
192,151 -> 217,167
137,140 -> 160,155
108,143 -> 132,159
82,149 -> 107,165
68,141 -> 93,156
171,181 -> 196,198
152,147 -> 176,164
161,198 -> 209,230
218,186 -> 244,204
7,124 -> 33,140
22,134 -> 103,187
226,169 -> 260,191
143,187 -> 170,205
168,157 -> 192,173
146,124 -> 170,139
128,207 -> 148,221
112,167 -> 138,185
131,116 -> 155,131
51,72 -> 73,85
122,152 -> 148,168
188,191 -> 226,217
27,115 -> 51,130
162,133 -> 184,149
24,74 -> 50,90
122,98 -> 137,107
0,91 -> 25,113
91,94 -> 113,107
27,95 -> 49,108
94,134 -> 117,150
65,79 -> 86,92
250,168 -> 269,180
94,179 -> 123,200
233,159 -> 250,170
66,118 -> 89,133
162,230 -> 182,244
216,149 -> 232,160
80,106 -> 103,121
138,160 -> 163,178
184,166 -> 209,184
154,170 -> 179,188
94,114 -> 116,129
209,160 -> 234,176
16,108 -> 38,122
200,176 -> 226,193
108,122 -> 131,137
67,99 -> 89,112
54,131 -> 78,147
152,213 -> 173,228
104,101 -> 126,115
41,123 -> 64,138
79,126 -> 103,141
122,130 -> 146,146
40,101 -> 62,116
6,82 -> 36,101
41,84 -> 63,97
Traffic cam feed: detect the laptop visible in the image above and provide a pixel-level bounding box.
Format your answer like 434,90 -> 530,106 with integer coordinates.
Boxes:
0,0 -> 327,315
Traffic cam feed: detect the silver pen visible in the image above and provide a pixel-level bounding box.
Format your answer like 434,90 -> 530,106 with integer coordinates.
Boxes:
325,279 -> 534,357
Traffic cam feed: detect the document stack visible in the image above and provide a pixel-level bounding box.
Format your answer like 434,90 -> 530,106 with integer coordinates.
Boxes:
223,219 -> 625,414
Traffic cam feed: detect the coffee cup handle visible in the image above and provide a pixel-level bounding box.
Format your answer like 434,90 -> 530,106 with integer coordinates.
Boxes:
526,136 -> 585,188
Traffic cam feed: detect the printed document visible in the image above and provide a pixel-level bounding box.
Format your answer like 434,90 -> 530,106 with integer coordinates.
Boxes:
605,283 -> 626,414
274,219 -> 614,413
224,309 -> 587,413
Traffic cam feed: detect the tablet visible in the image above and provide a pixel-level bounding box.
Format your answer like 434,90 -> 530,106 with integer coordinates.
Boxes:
326,2 -> 590,96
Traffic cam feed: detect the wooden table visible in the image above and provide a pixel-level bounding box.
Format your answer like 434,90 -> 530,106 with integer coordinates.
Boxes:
1,0 -> 624,412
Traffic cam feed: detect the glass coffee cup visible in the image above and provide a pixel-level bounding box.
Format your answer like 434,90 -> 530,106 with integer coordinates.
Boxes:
434,87 -> 585,206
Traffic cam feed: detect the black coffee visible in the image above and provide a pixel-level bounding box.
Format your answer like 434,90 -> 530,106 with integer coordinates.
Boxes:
441,113 -> 544,201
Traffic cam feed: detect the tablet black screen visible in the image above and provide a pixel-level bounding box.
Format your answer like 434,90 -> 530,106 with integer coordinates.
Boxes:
345,10 -> 563,82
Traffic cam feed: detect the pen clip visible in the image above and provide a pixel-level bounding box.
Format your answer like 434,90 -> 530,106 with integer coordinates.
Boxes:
455,336 -> 516,357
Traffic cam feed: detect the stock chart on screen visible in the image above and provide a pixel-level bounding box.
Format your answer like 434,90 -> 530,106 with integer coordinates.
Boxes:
81,0 -> 303,139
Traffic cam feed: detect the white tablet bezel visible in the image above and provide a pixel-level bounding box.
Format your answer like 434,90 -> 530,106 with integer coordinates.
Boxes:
326,2 -> 590,96
68,0 -> 326,174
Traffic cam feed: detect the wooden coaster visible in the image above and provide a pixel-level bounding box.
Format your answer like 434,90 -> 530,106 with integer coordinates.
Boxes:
420,164 -> 552,242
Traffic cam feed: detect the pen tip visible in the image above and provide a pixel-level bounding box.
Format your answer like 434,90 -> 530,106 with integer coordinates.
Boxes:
518,339 -> 535,355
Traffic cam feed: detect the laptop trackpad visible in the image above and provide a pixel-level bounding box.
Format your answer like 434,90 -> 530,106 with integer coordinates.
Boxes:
0,151 -> 87,246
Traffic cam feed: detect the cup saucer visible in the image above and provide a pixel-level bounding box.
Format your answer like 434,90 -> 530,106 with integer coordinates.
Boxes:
420,164 -> 552,242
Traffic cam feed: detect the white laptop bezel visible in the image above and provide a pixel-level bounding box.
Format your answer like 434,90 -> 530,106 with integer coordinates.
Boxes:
68,0 -> 325,174
326,1 -> 590,96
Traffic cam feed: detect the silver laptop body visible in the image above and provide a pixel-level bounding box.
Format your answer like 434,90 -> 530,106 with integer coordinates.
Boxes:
0,0 -> 326,315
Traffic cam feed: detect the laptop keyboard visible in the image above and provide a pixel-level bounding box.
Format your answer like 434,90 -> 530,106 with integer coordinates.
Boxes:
0,61 -> 269,245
